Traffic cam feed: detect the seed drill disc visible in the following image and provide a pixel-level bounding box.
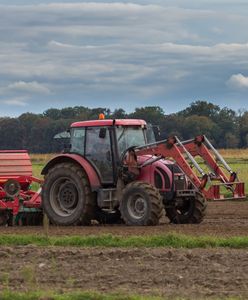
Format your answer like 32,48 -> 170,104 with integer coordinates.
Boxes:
4,179 -> 21,198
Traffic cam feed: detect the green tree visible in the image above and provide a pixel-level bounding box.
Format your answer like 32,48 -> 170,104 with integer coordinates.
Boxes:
111,108 -> 127,119
0,118 -> 24,149
90,108 -> 111,119
160,114 -> 185,140
224,133 -> 239,148
216,108 -> 239,148
18,113 -> 42,150
179,100 -> 220,120
43,108 -> 61,120
182,115 -> 218,142
129,106 -> 165,125
239,111 -> 248,147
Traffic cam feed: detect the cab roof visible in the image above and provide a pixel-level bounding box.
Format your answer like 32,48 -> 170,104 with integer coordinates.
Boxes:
71,119 -> 147,128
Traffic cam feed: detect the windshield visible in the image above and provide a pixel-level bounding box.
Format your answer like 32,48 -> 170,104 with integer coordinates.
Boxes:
116,126 -> 146,154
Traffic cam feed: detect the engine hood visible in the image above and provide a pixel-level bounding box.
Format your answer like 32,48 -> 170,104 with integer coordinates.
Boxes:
137,155 -> 179,170
136,155 -> 174,191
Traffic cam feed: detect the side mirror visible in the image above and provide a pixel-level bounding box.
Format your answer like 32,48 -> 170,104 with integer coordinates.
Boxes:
146,124 -> 160,143
53,130 -> 71,153
99,128 -> 107,139
153,126 -> 161,138
63,143 -> 71,153
53,130 -> 70,139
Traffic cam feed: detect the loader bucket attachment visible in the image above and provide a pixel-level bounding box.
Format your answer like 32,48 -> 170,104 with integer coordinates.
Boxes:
180,135 -> 246,200
135,135 -> 245,201
207,182 -> 245,201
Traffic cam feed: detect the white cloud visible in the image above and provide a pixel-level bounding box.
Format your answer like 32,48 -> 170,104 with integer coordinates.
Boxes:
0,2 -> 247,115
6,81 -> 51,94
2,96 -> 29,106
227,74 -> 248,89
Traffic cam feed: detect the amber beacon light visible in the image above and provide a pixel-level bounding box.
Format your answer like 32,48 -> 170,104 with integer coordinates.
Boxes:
99,113 -> 105,120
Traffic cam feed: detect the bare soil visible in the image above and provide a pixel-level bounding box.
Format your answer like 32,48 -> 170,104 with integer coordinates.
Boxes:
0,201 -> 247,237
0,201 -> 248,298
0,246 -> 248,298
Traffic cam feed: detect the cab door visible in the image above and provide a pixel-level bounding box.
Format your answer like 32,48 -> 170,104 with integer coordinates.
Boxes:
85,126 -> 114,183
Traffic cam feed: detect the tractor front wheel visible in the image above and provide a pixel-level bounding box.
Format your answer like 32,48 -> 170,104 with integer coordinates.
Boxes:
165,192 -> 207,224
120,181 -> 163,226
42,163 -> 93,225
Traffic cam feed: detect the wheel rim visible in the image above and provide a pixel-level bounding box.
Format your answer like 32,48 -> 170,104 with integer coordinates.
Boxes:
126,193 -> 147,220
50,177 -> 80,217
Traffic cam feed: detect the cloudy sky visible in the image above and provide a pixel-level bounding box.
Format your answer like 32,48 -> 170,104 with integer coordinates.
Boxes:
0,0 -> 248,116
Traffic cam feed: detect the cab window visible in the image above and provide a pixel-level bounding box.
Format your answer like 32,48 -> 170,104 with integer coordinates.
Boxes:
85,127 -> 113,182
70,128 -> 85,155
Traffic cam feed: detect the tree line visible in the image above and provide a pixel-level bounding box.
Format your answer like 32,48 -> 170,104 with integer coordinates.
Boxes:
0,101 -> 248,153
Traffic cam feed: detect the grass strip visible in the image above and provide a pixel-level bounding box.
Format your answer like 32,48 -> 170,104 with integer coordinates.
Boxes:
0,291 -> 245,300
0,291 -> 161,300
0,233 -> 248,248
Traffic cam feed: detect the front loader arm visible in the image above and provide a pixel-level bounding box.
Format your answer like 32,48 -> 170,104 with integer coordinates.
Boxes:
134,136 -> 245,201
135,137 -> 208,191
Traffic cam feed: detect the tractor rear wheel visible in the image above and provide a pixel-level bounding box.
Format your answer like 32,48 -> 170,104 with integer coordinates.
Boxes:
120,181 -> 163,226
42,163 -> 93,225
165,192 -> 207,224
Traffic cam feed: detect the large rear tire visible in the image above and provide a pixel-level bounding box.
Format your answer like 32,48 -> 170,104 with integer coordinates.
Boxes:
165,192 -> 207,224
120,181 -> 163,226
42,163 -> 93,225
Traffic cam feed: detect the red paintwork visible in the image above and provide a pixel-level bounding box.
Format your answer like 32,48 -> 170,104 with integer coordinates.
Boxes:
182,141 -> 230,183
0,150 -> 32,189
135,137 -> 245,201
0,196 -> 20,215
0,150 -> 27,153
137,156 -> 174,192
0,190 -> 42,216
23,189 -> 42,208
42,153 -> 101,190
205,182 -> 245,200
71,119 -> 147,128
0,151 -> 43,216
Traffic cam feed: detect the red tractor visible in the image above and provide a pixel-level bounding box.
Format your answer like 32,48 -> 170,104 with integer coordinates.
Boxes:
41,118 -> 245,226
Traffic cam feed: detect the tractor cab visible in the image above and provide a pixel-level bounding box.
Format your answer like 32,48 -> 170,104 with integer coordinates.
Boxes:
68,119 -> 151,185
54,118 -> 154,184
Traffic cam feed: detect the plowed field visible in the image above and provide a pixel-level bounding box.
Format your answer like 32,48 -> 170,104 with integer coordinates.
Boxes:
1,246 -> 248,299
1,201 -> 248,299
1,201 -> 247,237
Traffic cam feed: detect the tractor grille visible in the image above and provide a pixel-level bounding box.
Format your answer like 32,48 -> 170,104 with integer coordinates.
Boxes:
166,163 -> 186,190
174,175 -> 186,190
173,165 -> 186,190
